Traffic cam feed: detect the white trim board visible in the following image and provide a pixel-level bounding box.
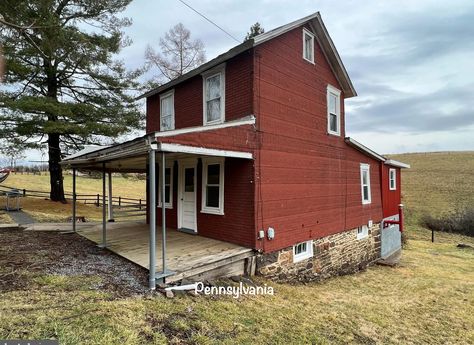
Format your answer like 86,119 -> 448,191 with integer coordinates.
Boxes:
385,159 -> 411,169
153,115 -> 255,138
158,143 -> 253,160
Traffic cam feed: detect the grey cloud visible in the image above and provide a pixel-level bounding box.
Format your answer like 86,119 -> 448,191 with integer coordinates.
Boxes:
347,84 -> 474,133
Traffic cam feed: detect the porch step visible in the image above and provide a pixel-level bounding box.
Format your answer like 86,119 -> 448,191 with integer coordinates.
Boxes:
166,249 -> 255,284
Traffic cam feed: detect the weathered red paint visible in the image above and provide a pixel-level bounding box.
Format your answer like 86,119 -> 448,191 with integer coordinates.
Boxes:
145,23 -> 403,253
380,164 -> 402,218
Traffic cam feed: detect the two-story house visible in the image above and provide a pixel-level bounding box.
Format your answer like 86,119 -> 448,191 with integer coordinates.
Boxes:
64,12 -> 409,288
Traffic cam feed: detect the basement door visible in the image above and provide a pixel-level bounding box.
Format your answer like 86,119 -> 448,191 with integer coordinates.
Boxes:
178,160 -> 197,233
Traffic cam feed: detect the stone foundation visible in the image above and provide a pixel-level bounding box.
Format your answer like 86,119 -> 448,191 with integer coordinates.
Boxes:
256,224 -> 381,282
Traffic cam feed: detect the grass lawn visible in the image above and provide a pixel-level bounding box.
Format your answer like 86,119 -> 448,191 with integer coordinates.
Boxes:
0,210 -> 14,224
0,225 -> 473,344
3,171 -> 146,199
1,172 -> 146,223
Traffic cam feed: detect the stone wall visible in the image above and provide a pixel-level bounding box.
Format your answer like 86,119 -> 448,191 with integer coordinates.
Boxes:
256,224 -> 381,282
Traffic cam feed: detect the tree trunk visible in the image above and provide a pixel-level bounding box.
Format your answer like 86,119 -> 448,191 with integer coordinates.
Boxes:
48,132 -> 66,202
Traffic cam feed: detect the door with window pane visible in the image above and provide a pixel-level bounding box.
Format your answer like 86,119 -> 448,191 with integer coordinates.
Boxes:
179,163 -> 197,232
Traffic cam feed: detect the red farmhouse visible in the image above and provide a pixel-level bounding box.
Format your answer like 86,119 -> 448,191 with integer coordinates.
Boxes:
64,12 -> 409,287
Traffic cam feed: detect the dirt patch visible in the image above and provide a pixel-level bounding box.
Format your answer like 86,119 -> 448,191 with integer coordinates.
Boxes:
0,228 -> 148,297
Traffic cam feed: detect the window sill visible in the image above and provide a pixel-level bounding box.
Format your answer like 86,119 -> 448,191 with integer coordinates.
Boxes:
327,130 -> 341,137
204,119 -> 224,126
362,201 -> 372,205
293,252 -> 313,263
200,208 -> 224,216
389,188 -> 397,191
303,57 -> 315,65
158,204 -> 173,209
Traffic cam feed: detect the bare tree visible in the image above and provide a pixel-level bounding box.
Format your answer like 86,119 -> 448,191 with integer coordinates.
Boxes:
145,23 -> 206,82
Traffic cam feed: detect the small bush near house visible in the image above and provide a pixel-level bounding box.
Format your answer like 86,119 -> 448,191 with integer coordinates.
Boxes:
421,206 -> 474,237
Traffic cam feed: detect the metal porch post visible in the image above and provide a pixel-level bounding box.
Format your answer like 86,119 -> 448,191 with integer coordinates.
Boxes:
72,168 -> 76,232
149,149 -> 157,290
107,172 -> 114,222
100,163 -> 107,248
161,152 -> 167,277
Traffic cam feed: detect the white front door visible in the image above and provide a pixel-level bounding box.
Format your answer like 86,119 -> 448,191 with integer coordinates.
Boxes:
179,161 -> 197,232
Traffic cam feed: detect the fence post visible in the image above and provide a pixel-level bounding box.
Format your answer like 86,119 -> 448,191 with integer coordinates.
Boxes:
139,199 -> 142,210
119,196 -> 121,206
96,193 -> 100,207
23,189 -> 26,197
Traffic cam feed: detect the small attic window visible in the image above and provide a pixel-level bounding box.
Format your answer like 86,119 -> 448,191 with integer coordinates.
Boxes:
302,28 -> 315,64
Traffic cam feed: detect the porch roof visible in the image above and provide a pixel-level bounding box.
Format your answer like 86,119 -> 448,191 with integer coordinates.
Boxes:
61,132 -> 253,173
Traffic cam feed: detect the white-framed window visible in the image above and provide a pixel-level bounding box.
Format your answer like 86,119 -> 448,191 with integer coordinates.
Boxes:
160,90 -> 175,131
293,240 -> 313,263
202,65 -> 225,125
327,85 -> 341,136
360,163 -> 371,204
302,28 -> 315,63
201,157 -> 225,215
389,168 -> 397,190
357,225 -> 369,240
158,164 -> 173,208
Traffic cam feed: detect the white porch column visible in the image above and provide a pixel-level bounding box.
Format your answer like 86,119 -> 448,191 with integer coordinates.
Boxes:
100,163 -> 107,248
72,168 -> 76,232
107,172 -> 114,222
149,149 -> 157,290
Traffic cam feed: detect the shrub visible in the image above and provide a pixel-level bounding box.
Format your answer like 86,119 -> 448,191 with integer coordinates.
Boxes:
421,207 -> 474,237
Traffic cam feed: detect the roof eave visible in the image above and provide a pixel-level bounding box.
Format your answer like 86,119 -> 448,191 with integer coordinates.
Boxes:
385,159 -> 411,169
138,11 -> 357,100
137,40 -> 254,100
345,137 -> 386,162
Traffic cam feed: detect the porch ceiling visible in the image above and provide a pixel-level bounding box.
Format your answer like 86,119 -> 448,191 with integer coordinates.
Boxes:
61,134 -> 253,173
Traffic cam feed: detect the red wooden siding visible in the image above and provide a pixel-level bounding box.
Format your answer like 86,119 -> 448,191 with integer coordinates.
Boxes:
146,51 -> 254,133
381,165 -> 402,218
253,26 -> 383,252
147,158 -> 255,248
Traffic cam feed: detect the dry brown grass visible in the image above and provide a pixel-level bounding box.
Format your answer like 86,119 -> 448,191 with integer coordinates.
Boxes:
0,210 -> 14,224
2,172 -> 146,223
4,171 -> 146,199
388,151 -> 474,221
0,225 -> 473,344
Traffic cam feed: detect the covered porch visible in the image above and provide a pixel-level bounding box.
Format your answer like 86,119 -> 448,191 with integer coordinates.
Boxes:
61,129 -> 256,289
77,221 -> 254,283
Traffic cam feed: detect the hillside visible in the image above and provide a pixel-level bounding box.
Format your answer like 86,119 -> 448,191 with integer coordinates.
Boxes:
388,151 -> 474,222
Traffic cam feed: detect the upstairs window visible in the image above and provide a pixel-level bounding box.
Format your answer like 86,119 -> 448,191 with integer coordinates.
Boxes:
302,28 -> 315,63
160,90 -> 174,131
360,163 -> 371,204
201,157 -> 225,215
389,168 -> 397,190
327,85 -> 341,136
202,65 -> 225,125
293,240 -> 313,262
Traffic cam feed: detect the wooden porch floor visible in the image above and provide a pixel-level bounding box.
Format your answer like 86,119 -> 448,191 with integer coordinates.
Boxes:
77,221 -> 254,282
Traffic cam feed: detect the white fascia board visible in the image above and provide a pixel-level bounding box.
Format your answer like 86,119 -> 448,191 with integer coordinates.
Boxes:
153,115 -> 255,138
158,143 -> 253,160
385,159 -> 411,169
345,137 -> 386,162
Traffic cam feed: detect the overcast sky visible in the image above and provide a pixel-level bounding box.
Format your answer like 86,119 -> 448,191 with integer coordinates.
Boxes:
12,0 -> 474,163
